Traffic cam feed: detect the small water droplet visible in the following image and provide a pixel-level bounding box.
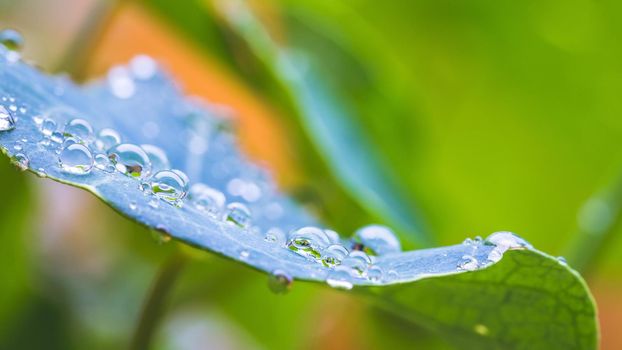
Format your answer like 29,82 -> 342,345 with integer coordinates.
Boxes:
94,153 -> 115,173
457,255 -> 479,271
0,105 -> 16,131
40,118 -> 56,136
264,227 -> 287,245
321,244 -> 349,268
353,225 -> 401,256
147,169 -> 189,206
287,226 -> 331,260
557,256 -> 568,265
129,201 -> 138,211
148,198 -> 160,209
268,269 -> 293,294
366,265 -> 384,282
188,183 -> 225,217
140,144 -> 170,172
95,128 -> 121,151
326,266 -> 354,290
239,250 -> 250,260
13,143 -> 22,151
63,118 -> 93,141
11,153 -> 29,170
59,143 -> 94,175
107,143 -> 152,179
0,29 -> 23,51
223,202 -> 252,228
50,131 -> 65,144
342,251 -> 372,275
150,226 -> 171,244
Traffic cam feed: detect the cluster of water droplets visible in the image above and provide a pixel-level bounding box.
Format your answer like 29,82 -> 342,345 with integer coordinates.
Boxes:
457,231 -> 533,272
281,224 -> 403,290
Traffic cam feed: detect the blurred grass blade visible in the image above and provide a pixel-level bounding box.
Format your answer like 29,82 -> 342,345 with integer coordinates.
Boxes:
210,0 -> 432,246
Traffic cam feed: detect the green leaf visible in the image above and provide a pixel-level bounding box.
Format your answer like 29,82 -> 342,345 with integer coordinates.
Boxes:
0,47 -> 597,348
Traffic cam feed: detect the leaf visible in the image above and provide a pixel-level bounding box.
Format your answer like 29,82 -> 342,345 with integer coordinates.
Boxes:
0,47 -> 597,348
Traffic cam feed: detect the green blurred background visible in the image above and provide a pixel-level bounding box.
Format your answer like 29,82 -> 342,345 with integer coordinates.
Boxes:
1,0 -> 621,348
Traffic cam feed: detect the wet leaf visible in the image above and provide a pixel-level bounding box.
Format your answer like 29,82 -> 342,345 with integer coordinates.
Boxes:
0,47 -> 596,349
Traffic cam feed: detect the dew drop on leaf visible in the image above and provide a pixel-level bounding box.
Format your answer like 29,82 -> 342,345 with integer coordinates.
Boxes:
264,227 -> 286,245
223,202 -> 252,228
267,269 -> 292,294
58,143 -> 94,175
148,169 -> 189,206
141,144 -> 170,173
107,143 -> 152,179
326,266 -> 354,290
188,183 -> 225,217
0,105 -> 16,131
321,244 -> 348,268
63,118 -> 94,141
11,153 -> 28,171
353,224 -> 401,256
0,29 -> 23,51
95,128 -> 121,151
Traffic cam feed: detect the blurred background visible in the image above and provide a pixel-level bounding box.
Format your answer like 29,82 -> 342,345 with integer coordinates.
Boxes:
1,0 -> 621,349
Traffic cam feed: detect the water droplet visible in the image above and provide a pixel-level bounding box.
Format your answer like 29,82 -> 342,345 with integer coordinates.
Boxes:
40,118 -> 56,136
147,169 -> 189,206
107,143 -> 152,179
11,153 -> 28,170
13,144 -> 22,151
457,255 -> 479,271
59,143 -> 94,175
0,29 -> 23,51
484,231 -> 531,263
321,244 -> 349,268
353,225 -> 401,256
188,183 -> 225,217
264,227 -> 287,245
342,251 -> 372,275
239,250 -> 250,260
557,256 -> 568,265
129,201 -> 138,211
287,226 -> 331,260
326,266 -> 354,290
268,270 -> 293,294
50,131 -> 65,145
223,202 -> 252,228
95,128 -> 121,151
324,229 -> 341,244
141,144 -> 170,172
366,265 -> 384,282
63,118 -> 93,141
130,55 -> 157,80
94,153 -> 115,173
148,198 -> 160,209
0,105 -> 16,131
151,226 -> 171,244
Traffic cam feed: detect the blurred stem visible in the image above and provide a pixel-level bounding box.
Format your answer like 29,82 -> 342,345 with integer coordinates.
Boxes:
566,171 -> 622,275
129,253 -> 187,350
54,0 -> 123,80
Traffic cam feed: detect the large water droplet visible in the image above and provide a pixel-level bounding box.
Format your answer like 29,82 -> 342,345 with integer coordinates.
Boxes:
321,244 -> 349,268
0,105 -> 15,131
188,183 -> 225,217
94,153 -> 115,173
141,144 -> 170,172
287,226 -> 331,260
59,143 -> 94,175
484,231 -> 531,263
63,118 -> 93,141
147,169 -> 189,206
0,29 -> 23,51
326,266 -> 354,290
95,128 -> 121,151
223,202 -> 252,228
353,225 -> 401,256
268,269 -> 292,294
107,143 -> 152,178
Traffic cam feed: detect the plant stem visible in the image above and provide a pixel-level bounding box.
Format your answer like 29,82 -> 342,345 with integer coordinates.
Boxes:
129,253 -> 187,350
